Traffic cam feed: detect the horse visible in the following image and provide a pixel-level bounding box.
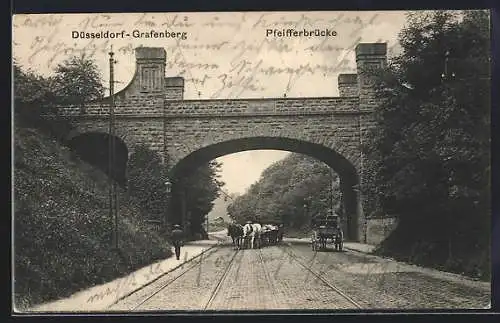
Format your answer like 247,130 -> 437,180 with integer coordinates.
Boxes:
334,227 -> 344,251
243,222 -> 262,249
277,224 -> 284,242
227,223 -> 244,249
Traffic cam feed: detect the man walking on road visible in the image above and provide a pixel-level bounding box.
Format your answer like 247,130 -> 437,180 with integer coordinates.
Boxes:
171,224 -> 184,260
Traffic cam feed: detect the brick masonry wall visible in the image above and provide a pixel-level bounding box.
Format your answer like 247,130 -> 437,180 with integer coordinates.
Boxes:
339,84 -> 359,97
68,118 -> 165,157
62,96 -> 367,168
164,113 -> 363,167
164,87 -> 184,100
65,97 -> 164,116
53,44 -> 389,242
338,74 -> 359,97
164,97 -> 360,116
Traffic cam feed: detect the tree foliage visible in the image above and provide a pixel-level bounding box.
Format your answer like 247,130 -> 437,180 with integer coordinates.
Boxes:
362,10 -> 490,278
14,64 -> 57,108
127,147 -> 225,239
14,55 -> 106,140
14,55 -> 105,108
227,153 -> 340,231
183,161 -> 225,236
52,55 -> 105,104
127,145 -> 170,221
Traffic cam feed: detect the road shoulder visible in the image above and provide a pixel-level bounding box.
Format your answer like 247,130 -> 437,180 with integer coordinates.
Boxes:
284,237 -> 489,292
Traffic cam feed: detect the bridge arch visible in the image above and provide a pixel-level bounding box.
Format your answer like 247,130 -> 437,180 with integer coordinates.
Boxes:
169,136 -> 363,241
67,131 -> 129,186
59,43 -> 388,243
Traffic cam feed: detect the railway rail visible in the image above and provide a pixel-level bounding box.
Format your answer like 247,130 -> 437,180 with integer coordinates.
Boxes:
123,235 -> 228,311
280,243 -> 362,309
125,242 -> 240,311
257,248 -> 282,309
202,248 -> 241,310
129,251 -> 213,311
119,241 -> 363,311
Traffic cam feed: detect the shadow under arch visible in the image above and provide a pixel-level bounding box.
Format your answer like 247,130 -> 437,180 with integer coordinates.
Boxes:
168,136 -> 361,241
67,132 -> 129,186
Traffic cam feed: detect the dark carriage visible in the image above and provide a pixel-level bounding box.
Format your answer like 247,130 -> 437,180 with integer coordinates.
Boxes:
259,223 -> 282,247
311,214 -> 343,251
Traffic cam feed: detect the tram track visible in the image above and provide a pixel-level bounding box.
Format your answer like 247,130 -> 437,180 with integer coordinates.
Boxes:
129,250 -> 213,311
202,248 -> 241,310
280,243 -> 363,309
117,240 -> 240,311
256,248 -> 282,309
121,240 -> 361,311
203,247 -> 286,310
115,235 -> 230,311
101,238 -> 488,311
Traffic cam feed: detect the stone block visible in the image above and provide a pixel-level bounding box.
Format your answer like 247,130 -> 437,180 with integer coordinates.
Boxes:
355,43 -> 387,58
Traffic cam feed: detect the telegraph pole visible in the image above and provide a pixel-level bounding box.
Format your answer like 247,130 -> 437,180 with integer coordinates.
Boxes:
109,46 -> 118,250
330,168 -> 335,216
107,48 -> 114,247
442,49 -> 454,261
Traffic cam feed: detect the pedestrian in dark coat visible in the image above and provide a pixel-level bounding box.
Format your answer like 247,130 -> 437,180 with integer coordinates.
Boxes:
171,224 -> 184,260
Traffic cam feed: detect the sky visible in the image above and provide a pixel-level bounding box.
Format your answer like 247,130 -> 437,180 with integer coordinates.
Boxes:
12,11 -> 413,201
216,150 -> 291,195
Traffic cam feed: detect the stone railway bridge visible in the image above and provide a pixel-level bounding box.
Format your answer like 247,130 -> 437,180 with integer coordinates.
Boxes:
60,43 -> 388,242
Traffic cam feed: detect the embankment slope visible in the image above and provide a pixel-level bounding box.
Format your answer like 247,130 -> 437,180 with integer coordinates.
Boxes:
14,122 -> 173,309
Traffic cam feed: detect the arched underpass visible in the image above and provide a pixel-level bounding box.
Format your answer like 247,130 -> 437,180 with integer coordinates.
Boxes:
67,132 -> 129,187
168,136 -> 361,241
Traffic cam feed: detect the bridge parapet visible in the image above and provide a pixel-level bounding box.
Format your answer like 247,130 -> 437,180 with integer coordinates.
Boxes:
57,97 -> 370,118
164,97 -> 363,117
55,95 -> 165,117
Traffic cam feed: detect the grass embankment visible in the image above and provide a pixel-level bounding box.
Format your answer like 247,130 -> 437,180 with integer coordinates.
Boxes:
374,222 -> 491,281
14,123 -> 173,310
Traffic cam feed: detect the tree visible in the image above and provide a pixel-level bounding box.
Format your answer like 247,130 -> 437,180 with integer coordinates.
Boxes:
14,55 -> 106,140
226,153 -> 340,230
52,55 -> 105,105
362,10 -> 490,278
14,55 -> 105,108
13,64 -> 57,107
183,161 -> 225,236
127,145 -> 170,221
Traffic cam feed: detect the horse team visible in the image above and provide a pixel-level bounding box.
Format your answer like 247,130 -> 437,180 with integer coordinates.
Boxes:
227,221 -> 284,250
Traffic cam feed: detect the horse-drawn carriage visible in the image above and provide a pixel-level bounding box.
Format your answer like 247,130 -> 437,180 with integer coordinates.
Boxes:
311,214 -> 343,251
227,221 -> 283,249
260,223 -> 282,247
